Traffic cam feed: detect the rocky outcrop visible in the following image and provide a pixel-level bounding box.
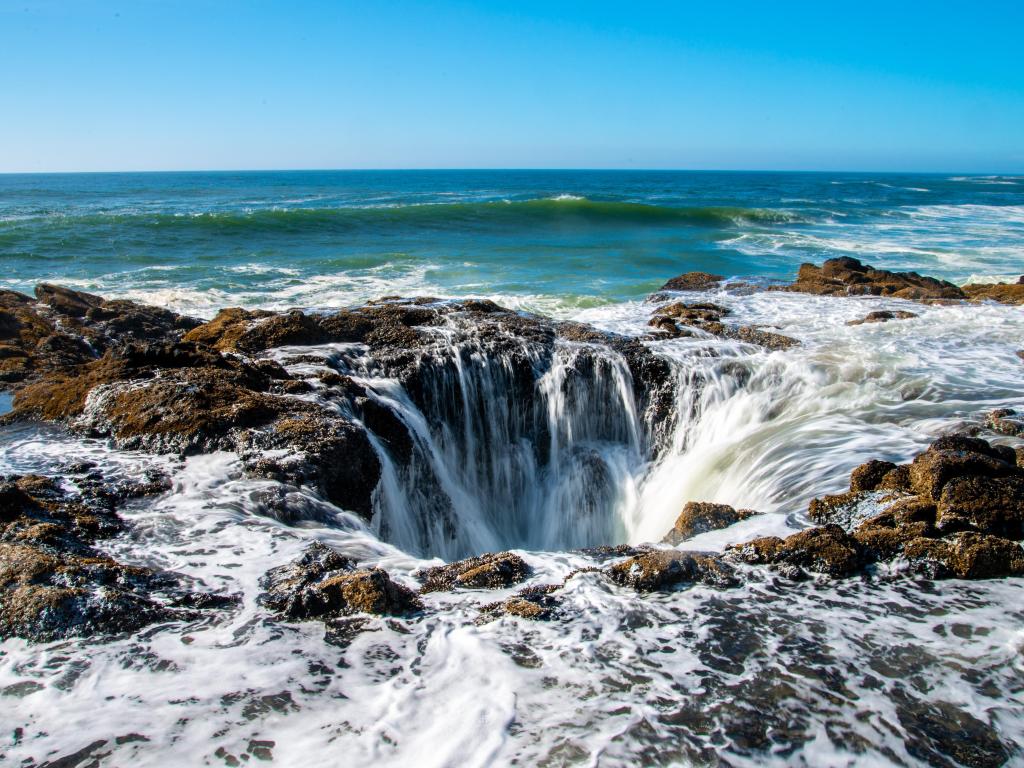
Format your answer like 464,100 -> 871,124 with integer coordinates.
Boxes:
606,549 -> 738,591
0,285 -> 199,385
415,551 -> 531,592
259,542 -> 422,620
663,502 -> 756,544
962,277 -> 1024,305
648,300 -> 799,350
660,272 -> 724,292
0,474 -> 228,642
777,258 -> 965,301
767,434 -> 1024,579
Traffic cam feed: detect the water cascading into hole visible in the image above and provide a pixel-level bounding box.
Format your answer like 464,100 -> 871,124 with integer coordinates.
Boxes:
340,334 -> 668,560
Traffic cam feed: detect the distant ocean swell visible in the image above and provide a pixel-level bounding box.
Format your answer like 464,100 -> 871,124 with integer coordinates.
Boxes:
0,198 -> 811,235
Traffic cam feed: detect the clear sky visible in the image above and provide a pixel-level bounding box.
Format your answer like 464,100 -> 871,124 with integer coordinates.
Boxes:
2,0 -> 1023,173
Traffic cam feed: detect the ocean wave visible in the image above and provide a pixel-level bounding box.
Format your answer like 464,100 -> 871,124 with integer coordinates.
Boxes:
0,198 -> 811,234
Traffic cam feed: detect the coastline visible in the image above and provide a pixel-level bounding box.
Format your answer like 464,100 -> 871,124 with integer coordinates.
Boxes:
2,255 -> 1023,763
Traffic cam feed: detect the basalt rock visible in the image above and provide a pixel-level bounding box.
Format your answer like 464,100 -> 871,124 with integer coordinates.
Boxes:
846,310 -> 918,326
777,258 -> 965,301
962,279 -> 1024,305
849,459 -> 898,492
907,435 -> 1017,501
660,272 -> 724,292
415,551 -> 532,593
648,300 -> 799,350
903,532 -> 1024,579
260,542 -> 421,619
986,408 -> 1024,437
727,524 -> 865,578
0,474 -> 223,642
663,502 -> 756,544
789,434 -> 1024,579
239,412 -> 381,519
606,549 -> 739,592
478,584 -> 562,622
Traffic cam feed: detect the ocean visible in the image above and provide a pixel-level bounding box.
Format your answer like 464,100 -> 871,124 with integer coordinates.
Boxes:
1,170 -> 1023,767
2,170 -> 1021,317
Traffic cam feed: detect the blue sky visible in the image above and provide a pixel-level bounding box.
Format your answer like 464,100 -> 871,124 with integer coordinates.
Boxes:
2,0 -> 1023,172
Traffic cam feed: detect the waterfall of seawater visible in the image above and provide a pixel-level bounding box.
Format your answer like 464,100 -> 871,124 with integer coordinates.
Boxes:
348,337 -> 651,559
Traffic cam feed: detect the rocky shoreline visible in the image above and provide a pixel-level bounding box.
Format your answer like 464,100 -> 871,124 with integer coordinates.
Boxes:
1,257 -> 1023,643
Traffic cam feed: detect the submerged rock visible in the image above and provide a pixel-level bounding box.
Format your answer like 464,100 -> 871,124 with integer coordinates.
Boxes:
606,549 -> 738,592
260,542 -> 421,619
415,551 -> 532,593
663,502 -> 756,544
479,584 -> 562,622
845,310 -> 918,326
777,257 -> 964,301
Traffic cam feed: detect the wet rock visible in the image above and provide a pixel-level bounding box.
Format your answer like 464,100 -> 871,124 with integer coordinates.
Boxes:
846,310 -> 918,326
908,435 -> 1017,500
660,272 -> 724,292
853,519 -> 934,561
649,300 -> 799,350
962,280 -> 1024,305
807,490 -> 877,529
935,475 -> 1024,538
849,459 -> 898,492
0,474 -> 219,642
606,549 -> 738,592
415,551 -> 531,593
479,585 -> 561,622
986,407 -> 1024,437
727,524 -> 864,578
777,258 -> 965,301
240,412 -> 381,518
895,691 -> 1011,768
903,532 -> 1024,579
663,501 -> 755,544
260,542 -> 421,619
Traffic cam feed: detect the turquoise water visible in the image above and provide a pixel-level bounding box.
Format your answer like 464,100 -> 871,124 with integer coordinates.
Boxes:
2,170 -> 1021,316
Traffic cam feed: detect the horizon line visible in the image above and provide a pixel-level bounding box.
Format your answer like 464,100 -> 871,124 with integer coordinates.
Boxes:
0,167 -> 1019,177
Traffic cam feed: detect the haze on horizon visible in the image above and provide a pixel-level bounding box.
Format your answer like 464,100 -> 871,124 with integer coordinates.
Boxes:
2,0 -> 1023,174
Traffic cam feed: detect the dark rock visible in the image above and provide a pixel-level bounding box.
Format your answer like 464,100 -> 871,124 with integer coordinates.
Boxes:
606,549 -> 738,592
660,272 -> 724,292
935,475 -> 1024,538
663,501 -> 755,544
649,300 -> 798,350
895,692 -> 1011,768
908,439 -> 1016,500
845,310 -> 918,326
416,551 -> 531,593
962,281 -> 1024,305
849,460 -> 898,492
0,474 -> 220,642
986,408 -> 1024,437
260,542 -> 421,619
777,258 -> 965,301
479,585 -> 561,622
903,532 -> 1024,579
727,524 -> 864,578
240,412 -> 381,518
